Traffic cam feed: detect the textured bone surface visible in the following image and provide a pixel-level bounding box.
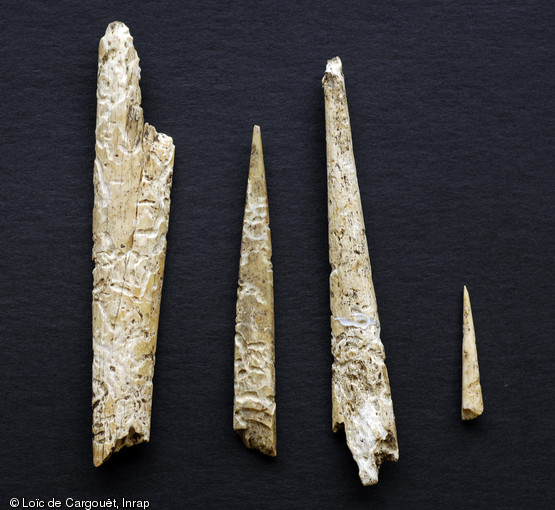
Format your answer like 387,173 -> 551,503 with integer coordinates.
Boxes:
92,21 -> 174,466
233,126 -> 276,456
323,57 -> 398,485
462,286 -> 484,420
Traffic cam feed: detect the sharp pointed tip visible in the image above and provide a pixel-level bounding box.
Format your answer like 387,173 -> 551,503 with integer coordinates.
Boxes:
463,285 -> 470,300
251,125 -> 263,149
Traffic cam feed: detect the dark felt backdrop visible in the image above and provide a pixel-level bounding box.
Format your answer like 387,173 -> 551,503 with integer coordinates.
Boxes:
0,1 -> 554,508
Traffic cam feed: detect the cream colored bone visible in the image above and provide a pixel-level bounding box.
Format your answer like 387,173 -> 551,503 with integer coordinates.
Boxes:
233,126 -> 276,456
323,56 -> 399,485
92,21 -> 174,466
461,286 -> 484,420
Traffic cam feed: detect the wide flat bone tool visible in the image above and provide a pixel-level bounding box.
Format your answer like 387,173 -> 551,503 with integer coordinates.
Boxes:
92,21 -> 174,466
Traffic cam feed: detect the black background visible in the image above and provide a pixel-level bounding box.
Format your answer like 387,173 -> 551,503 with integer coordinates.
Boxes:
1,1 -> 554,508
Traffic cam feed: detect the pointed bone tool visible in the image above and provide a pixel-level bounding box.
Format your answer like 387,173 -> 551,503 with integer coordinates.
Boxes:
233,126 -> 277,456
323,56 -> 399,485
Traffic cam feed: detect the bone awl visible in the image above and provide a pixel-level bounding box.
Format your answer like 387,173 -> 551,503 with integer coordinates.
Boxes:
461,286 -> 484,420
233,126 -> 276,456
323,56 -> 398,485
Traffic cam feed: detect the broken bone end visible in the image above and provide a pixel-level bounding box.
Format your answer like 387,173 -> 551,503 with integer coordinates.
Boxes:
93,427 -> 149,467
323,56 -> 345,86
235,421 -> 277,457
461,406 -> 483,421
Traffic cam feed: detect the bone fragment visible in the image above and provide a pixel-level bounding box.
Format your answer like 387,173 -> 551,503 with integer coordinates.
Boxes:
92,21 -> 174,466
323,57 -> 398,485
461,286 -> 484,420
233,126 -> 276,456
